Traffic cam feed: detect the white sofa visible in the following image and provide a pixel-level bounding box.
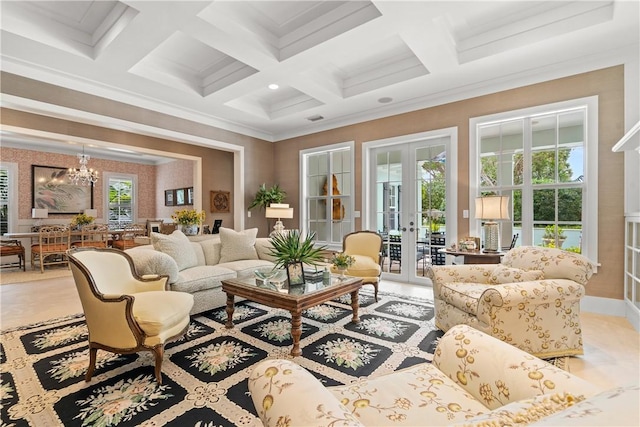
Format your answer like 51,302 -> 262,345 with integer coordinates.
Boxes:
249,324 -> 639,426
126,228 -> 276,314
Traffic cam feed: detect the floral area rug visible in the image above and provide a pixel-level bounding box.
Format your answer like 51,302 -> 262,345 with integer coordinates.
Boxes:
0,290 -> 443,426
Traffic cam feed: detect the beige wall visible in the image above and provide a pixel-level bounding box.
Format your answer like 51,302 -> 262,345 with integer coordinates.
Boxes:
273,65 -> 626,300
0,67 -> 627,300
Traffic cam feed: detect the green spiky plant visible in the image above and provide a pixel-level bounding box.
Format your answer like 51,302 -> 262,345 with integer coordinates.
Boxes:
248,183 -> 286,211
268,230 -> 326,269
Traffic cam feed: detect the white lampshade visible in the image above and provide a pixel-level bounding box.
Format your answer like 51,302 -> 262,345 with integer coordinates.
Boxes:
265,204 -> 294,219
84,209 -> 98,217
31,208 -> 48,219
475,196 -> 510,220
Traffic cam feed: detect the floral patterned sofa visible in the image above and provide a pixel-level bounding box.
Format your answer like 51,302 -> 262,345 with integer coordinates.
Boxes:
427,246 -> 595,358
249,324 -> 638,426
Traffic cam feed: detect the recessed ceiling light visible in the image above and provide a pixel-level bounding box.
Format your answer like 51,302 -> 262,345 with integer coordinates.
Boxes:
307,115 -> 324,122
378,97 -> 393,103
268,84 -> 279,90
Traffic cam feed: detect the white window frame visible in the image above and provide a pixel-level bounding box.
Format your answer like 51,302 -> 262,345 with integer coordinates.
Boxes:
469,96 -> 598,265
300,141 -> 355,250
103,172 -> 138,226
0,162 -> 19,233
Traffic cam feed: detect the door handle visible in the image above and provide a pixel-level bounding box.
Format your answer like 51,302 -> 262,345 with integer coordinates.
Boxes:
409,227 -> 414,232
401,227 -> 407,232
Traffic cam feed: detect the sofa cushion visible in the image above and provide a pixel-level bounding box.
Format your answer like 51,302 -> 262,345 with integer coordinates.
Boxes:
125,247 -> 180,284
132,290 -> 194,336
345,254 -> 381,277
151,231 -> 198,271
329,363 -> 489,425
219,227 -> 259,263
502,246 -> 594,286
218,259 -> 275,279
489,266 -> 544,285
170,265 -> 237,294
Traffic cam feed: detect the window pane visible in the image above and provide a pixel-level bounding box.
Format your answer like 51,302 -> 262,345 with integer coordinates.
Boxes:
533,189 -> 555,221
532,150 -> 556,183
480,155 -> 497,187
532,115 -> 557,149
558,188 -> 582,221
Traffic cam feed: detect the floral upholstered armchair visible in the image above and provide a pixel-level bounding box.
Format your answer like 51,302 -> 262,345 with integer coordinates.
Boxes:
427,246 -> 595,358
248,324 -> 620,426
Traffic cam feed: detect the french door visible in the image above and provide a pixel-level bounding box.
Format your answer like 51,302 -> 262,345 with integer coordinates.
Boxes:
365,129 -> 457,284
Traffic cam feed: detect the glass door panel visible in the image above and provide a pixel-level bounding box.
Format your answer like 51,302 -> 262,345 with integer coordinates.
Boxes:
372,137 -> 451,284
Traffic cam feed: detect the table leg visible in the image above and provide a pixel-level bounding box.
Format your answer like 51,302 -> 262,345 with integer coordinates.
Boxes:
225,293 -> 235,329
289,309 -> 302,357
350,290 -> 360,323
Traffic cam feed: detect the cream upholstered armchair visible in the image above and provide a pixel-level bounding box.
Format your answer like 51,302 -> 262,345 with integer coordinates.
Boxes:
427,246 -> 595,358
67,247 -> 194,384
330,231 -> 383,300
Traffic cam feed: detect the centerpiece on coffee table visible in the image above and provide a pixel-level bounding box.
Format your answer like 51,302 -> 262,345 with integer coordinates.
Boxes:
268,230 -> 325,285
331,252 -> 355,278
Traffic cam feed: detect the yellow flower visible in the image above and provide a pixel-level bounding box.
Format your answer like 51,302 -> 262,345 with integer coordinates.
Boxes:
70,213 -> 94,226
331,252 -> 355,269
172,209 -> 205,225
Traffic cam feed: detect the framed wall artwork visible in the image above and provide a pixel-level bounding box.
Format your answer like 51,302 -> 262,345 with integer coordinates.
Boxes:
175,188 -> 186,206
186,187 -> 194,205
32,165 -> 93,214
164,190 -> 175,206
210,190 -> 230,213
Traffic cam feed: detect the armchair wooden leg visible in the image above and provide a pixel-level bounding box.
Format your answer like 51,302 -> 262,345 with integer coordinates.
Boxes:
152,346 -> 164,385
86,347 -> 98,381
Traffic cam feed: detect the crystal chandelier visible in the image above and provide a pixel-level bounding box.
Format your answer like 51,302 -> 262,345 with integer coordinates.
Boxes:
68,147 -> 99,186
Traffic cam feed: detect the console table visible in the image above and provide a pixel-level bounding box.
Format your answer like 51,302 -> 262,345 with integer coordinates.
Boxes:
440,249 -> 504,264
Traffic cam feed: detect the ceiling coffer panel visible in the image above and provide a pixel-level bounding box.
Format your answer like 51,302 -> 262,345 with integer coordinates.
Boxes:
129,32 -> 258,97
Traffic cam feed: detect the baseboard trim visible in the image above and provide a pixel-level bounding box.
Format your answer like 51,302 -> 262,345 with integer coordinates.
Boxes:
581,296 -> 640,332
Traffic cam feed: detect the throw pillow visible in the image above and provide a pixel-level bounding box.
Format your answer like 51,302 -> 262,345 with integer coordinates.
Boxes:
219,227 -> 259,263
150,230 -> 198,271
489,265 -> 544,285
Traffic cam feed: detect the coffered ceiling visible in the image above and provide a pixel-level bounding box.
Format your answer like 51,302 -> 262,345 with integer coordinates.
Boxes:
1,0 -> 638,147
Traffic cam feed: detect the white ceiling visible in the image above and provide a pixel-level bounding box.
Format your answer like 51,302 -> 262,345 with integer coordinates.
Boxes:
1,0 -> 639,159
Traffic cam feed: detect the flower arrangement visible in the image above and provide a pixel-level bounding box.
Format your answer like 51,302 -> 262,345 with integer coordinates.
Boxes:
70,213 -> 95,226
331,252 -> 355,269
172,209 -> 206,225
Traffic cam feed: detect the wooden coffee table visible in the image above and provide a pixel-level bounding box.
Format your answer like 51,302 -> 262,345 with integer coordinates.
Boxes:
221,275 -> 363,356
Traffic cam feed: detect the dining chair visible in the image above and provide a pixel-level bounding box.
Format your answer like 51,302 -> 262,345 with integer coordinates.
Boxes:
31,225 -> 71,273
75,223 -> 110,249
112,223 -> 147,250
1,239 -> 26,271
67,247 -> 193,384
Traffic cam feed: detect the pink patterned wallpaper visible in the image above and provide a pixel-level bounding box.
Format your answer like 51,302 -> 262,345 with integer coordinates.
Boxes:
0,146 -> 187,221
156,159 -> 194,219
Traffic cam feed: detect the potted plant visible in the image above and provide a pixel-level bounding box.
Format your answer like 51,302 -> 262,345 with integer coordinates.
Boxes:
268,230 -> 326,282
249,183 -> 286,211
70,212 -> 95,230
331,252 -> 355,278
542,224 -> 567,248
249,183 -> 287,231
172,209 -> 206,236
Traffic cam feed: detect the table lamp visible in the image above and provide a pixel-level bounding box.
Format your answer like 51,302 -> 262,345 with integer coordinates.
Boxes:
265,203 -> 294,236
31,208 -> 48,228
475,195 -> 509,252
